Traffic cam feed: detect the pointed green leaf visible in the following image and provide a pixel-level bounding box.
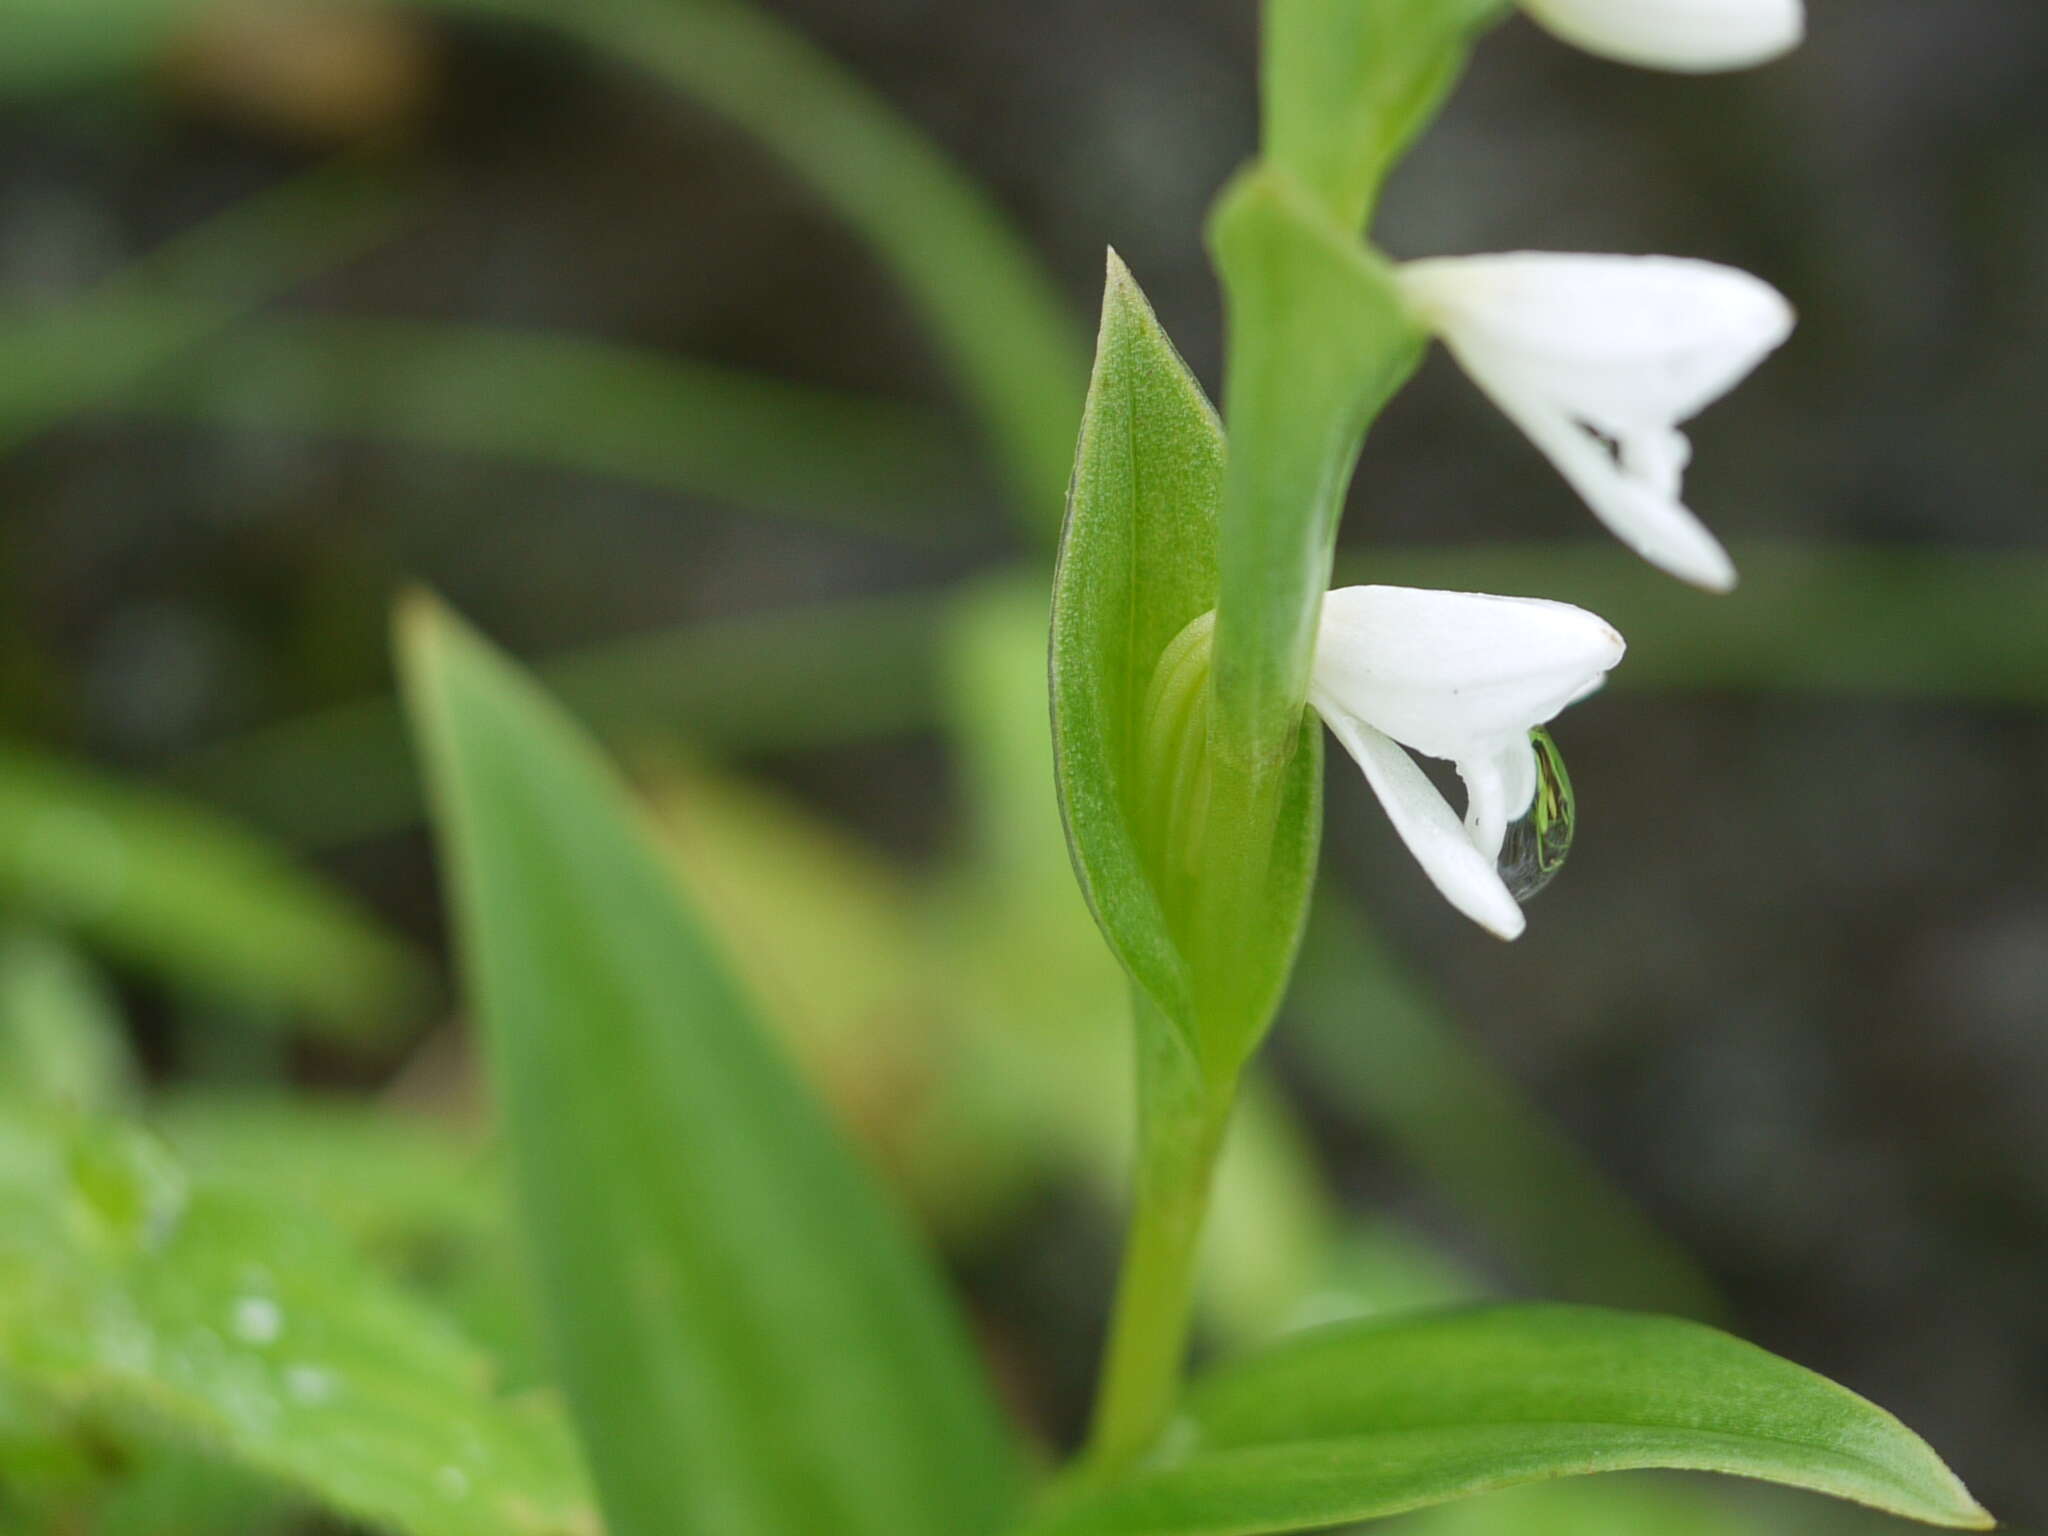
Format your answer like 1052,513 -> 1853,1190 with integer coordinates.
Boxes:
1025,1305 -> 1989,1535
1051,253 -> 1226,1028
399,597 -> 1024,1536
1049,256 -> 1322,1069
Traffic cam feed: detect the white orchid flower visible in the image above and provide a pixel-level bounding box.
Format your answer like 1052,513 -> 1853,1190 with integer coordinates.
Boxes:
1399,252 -> 1794,592
1521,0 -> 1804,73
1310,585 -> 1625,940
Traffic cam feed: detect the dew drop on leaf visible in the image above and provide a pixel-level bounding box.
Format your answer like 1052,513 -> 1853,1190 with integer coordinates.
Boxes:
1497,727 -> 1575,902
231,1295 -> 283,1346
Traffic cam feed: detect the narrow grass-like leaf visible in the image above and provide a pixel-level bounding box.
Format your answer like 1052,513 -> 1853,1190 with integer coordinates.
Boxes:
106,313 -> 974,538
0,744 -> 424,1040
1024,1304 -> 1990,1535
0,1123 -> 597,1536
0,160 -> 411,458
399,596 -> 1024,1536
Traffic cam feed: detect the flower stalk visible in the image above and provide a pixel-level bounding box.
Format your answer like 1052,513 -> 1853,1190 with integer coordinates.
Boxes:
1082,1000 -> 1237,1481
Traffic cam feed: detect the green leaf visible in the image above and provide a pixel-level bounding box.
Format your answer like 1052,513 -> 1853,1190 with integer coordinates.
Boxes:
1051,253 -> 1227,1031
1023,1305 -> 1990,1535
0,927 -> 138,1117
0,159 -> 412,459
1263,0 -> 1501,229
1050,255 -> 1323,1070
107,313 -> 975,540
0,744 -> 425,1041
0,1123 -> 598,1536
399,595 -> 1025,1536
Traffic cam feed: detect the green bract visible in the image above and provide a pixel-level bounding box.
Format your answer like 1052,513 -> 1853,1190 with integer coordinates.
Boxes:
1050,257 -> 1321,1074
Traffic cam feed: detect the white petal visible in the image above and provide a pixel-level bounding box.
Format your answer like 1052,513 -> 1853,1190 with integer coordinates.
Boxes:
1522,0 -> 1803,72
1311,586 -> 1625,763
1494,381 -> 1738,590
1400,253 -> 1790,591
1321,712 -> 1526,941
1460,735 -> 1539,865
1401,254 -> 1793,425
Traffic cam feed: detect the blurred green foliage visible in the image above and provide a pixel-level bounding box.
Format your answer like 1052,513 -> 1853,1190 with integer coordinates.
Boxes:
0,0 -> 2029,1529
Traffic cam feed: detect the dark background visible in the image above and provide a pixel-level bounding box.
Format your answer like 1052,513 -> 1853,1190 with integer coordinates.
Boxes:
3,0 -> 2044,1524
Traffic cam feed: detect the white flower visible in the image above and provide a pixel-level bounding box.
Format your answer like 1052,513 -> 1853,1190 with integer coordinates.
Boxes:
1399,252 -> 1794,592
1310,585 -> 1625,940
1521,0 -> 1804,73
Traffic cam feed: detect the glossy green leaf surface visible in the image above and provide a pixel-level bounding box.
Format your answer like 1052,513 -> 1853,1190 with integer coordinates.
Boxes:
0,744 -> 424,1040
400,597 -> 1024,1536
0,1123 -> 597,1536
1025,1305 -> 1989,1535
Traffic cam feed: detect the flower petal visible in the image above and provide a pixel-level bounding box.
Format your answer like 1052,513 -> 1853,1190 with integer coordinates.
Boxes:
1460,734 -> 1539,865
1399,254 -> 1791,591
1321,712 -> 1527,940
1495,383 -> 1738,590
1312,586 -> 1625,763
1521,0 -> 1804,72
1400,254 -> 1794,427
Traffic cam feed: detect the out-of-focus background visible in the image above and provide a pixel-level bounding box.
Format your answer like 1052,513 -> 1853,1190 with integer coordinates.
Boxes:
1,0 -> 2043,1531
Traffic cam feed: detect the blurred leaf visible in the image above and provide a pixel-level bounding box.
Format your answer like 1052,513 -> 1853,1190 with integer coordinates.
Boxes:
400,595 -> 1025,1536
1025,1305 -> 1990,1535
0,927 -> 138,1117
0,0 -> 198,90
85,1441 -> 298,1536
530,0 -> 1087,525
1290,893 -> 1721,1321
0,158 -> 413,456
0,1121 -> 598,1536
172,587 -> 948,850
0,743 -> 425,1040
109,313 -> 977,538
156,1093 -> 546,1388
642,757 -> 948,1188
157,1094 -> 501,1259
0,0 -> 1085,527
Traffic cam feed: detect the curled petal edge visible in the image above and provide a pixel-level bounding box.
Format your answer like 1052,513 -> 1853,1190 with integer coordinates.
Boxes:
1319,707 -> 1527,941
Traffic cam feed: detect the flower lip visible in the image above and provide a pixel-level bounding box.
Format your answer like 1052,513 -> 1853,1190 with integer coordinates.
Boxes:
1520,0 -> 1806,73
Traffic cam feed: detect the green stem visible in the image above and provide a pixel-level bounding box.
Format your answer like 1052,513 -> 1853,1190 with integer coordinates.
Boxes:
1083,995 -> 1237,1480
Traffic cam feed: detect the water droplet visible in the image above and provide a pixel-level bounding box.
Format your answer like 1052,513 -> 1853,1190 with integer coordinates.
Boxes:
231,1296 -> 283,1346
435,1465 -> 471,1501
284,1364 -> 334,1405
1497,728 -> 1575,902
